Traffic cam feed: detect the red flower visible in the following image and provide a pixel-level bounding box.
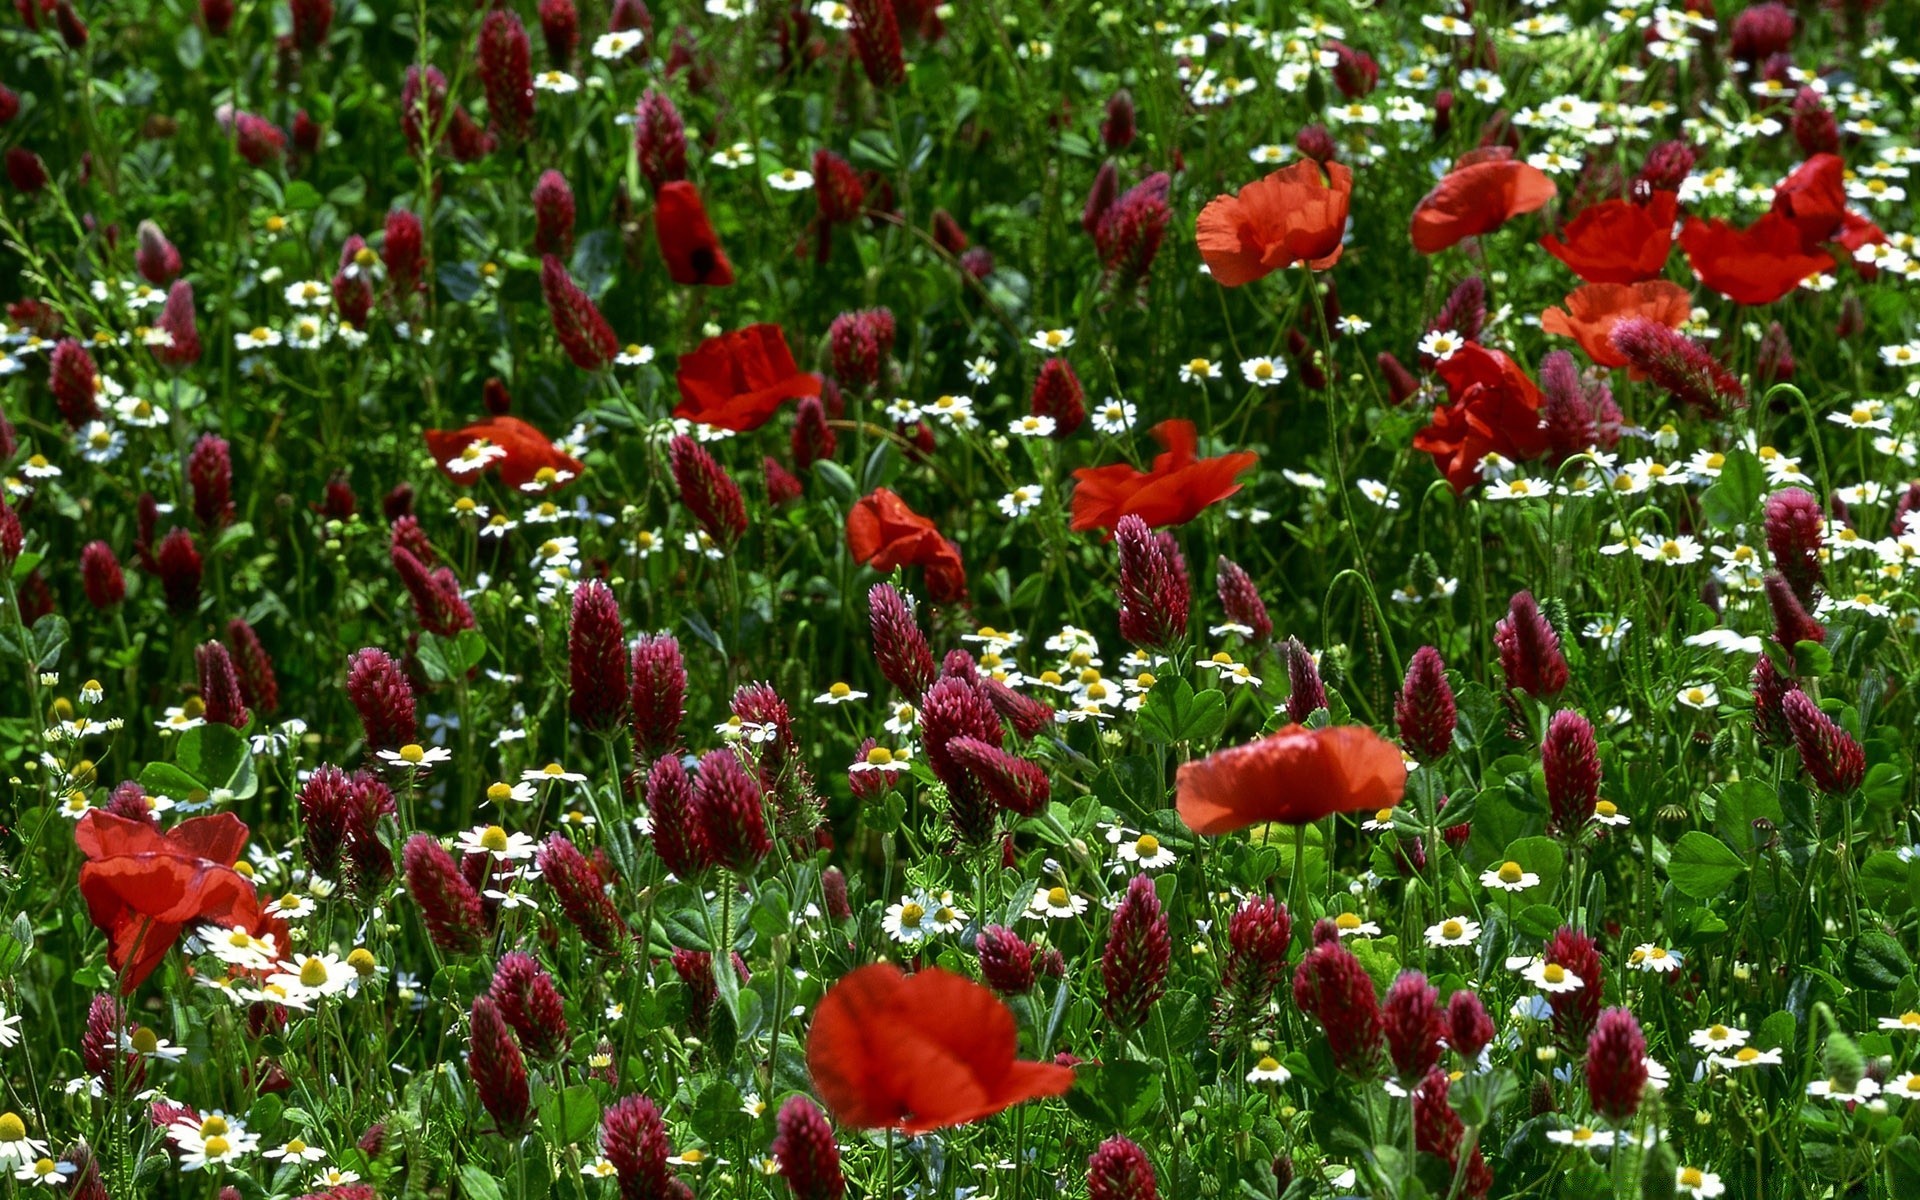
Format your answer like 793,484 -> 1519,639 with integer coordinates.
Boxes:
1540,280 -> 1692,368
1409,151 -> 1557,255
1194,160 -> 1351,285
423,415 -> 584,490
1769,154 -> 1847,248
1175,725 -> 1407,834
1538,191 -> 1678,284
672,323 -> 820,432
75,811 -> 277,993
1678,211 -> 1832,305
654,180 -> 734,287
847,488 -> 966,603
1411,345 -> 1549,492
805,963 -> 1075,1133
1070,419 -> 1257,533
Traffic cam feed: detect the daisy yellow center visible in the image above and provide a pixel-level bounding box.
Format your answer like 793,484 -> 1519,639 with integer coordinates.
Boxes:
1135,834 -> 1160,856
266,215 -> 287,232
1907,1076 -> 1920,1093
1335,913 -> 1362,930
1709,1024 -> 1729,1039
781,169 -> 797,181
1542,964 -> 1566,984
830,682 -> 851,698
488,782 -> 513,802
1648,947 -> 1668,959
27,454 -> 49,469
397,743 -> 425,764
228,930 -> 255,948
935,906 -> 957,923
133,400 -> 153,417
895,704 -> 916,721
898,903 -> 925,928
1085,682 -> 1109,700
1047,887 -> 1070,907
1254,362 -> 1273,378
679,1149 -> 706,1164
251,326 -> 271,341
1068,650 -> 1092,667
1735,1047 -> 1759,1062
534,467 -> 558,484
1596,800 -> 1618,817
1901,1012 -> 1920,1026
1687,688 -> 1707,704
204,1135 -> 231,1157
865,747 -> 894,766
1136,672 -> 1156,688
1187,358 -> 1211,374
348,948 -> 377,976
1571,1127 -> 1593,1141
540,540 -> 562,558
480,825 -> 510,853
130,1028 -> 159,1054
1497,861 -> 1525,884
1256,1055 -> 1280,1072
1442,920 -> 1464,938
31,1160 -> 56,1178
278,892 -> 300,910
1679,1168 -> 1704,1187
299,958 -> 329,988
1039,671 -> 1063,685
90,429 -> 112,448
0,1113 -> 23,1141
285,1138 -> 308,1154
542,763 -> 566,776
1210,652 -> 1234,665
199,1116 -> 228,1137
1375,808 -> 1393,823
1660,540 -> 1681,558
1045,332 -> 1064,346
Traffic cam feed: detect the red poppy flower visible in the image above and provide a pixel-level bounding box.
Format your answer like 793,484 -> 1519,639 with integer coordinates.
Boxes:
1070,419 -> 1257,533
1538,191 -> 1679,284
75,811 -> 278,993
1412,344 -> 1549,492
806,963 -> 1075,1133
1678,211 -> 1833,305
1195,159 -> 1352,285
1175,724 -> 1407,835
847,488 -> 966,602
654,180 -> 735,287
1541,280 -> 1692,368
1769,154 -> 1847,248
673,324 -> 822,433
1410,150 -> 1557,254
424,415 -> 585,489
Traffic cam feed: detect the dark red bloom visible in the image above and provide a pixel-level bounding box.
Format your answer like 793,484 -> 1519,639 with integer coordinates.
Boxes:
690,749 -> 771,873
1752,655 -> 1797,749
602,1094 -> 677,1197
1196,160 -> 1351,284
469,995 -> 531,1133
136,220 -> 182,285
392,546 -> 474,637
1101,90 -> 1136,151
1609,317 -> 1745,418
1543,709 -> 1601,833
1765,487 -> 1825,607
1102,874 -> 1172,1031
645,754 -> 703,878
1446,990 -> 1496,1060
80,542 -> 125,610
774,1096 -> 846,1200
403,834 -> 486,953
673,324 -> 819,431
1495,591 -> 1569,702
50,339 -> 101,427
1414,1067 -> 1493,1197
1765,571 -> 1825,651
226,618 -> 279,716
976,925 -> 1036,995
792,395 -> 837,472
846,0 -> 905,89
1540,192 -> 1679,284
383,208 -> 426,297
155,529 -> 203,616
1383,970 -> 1443,1081
188,435 -> 236,530
1543,927 -> 1603,1045
668,435 -> 748,548
226,110 -> 287,166
1283,636 -> 1327,722
920,675 -> 1006,847
1087,1136 -> 1158,1200
1410,151 -> 1556,254
346,647 -> 416,751
633,90 -> 688,192
298,765 -> 353,880
1115,515 -> 1189,650
1783,690 -> 1865,795
945,737 -> 1050,817
539,0 -> 578,63
537,832 -> 629,954
1730,2 -> 1795,64
489,952 -> 570,1059
1071,420 -> 1256,532
1177,726 -> 1406,834
1094,172 -> 1171,293
867,582 -> 937,700
806,964 -> 1075,1132
1679,210 -> 1832,305
196,641 -> 249,729
654,180 -> 734,286
847,489 -> 967,603
1396,646 -> 1456,761
539,255 -> 619,370
1030,358 -> 1085,439
0,504 -> 19,569
630,634 -> 687,759
1412,344 -> 1548,493
828,308 -> 895,390
477,10 -> 535,140
1586,1007 -> 1648,1124
5,146 -> 47,194
569,580 -> 630,732
1292,941 -> 1383,1075
1214,555 -> 1272,642
153,281 -> 202,369
424,415 -> 584,490
532,169 -> 575,257
289,0 -> 332,50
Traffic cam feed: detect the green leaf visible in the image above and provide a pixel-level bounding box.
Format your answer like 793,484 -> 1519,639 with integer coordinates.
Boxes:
1667,831 -> 1746,899
174,722 -> 257,800
139,762 -> 205,802
1502,836 -> 1566,900
811,459 -> 857,506
1888,1134 -> 1920,1196
570,229 -> 621,299
1846,931 -> 1911,991
458,1166 -> 506,1200
1698,449 -> 1763,530
538,1083 -> 602,1146
1137,678 -> 1227,745
30,614 -> 68,669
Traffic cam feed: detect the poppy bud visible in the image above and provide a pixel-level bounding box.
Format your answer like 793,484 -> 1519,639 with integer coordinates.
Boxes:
1377,351 -> 1420,405
1609,317 -> 1744,419
468,995 -> 531,1134
196,641 -> 249,729
383,208 -> 425,297
5,147 -> 47,195
791,395 -> 836,473
1295,123 -> 1337,164
1087,1135 -> 1157,1200
540,254 -> 619,371
1764,571 -> 1824,652
532,169 -> 575,257
691,749 -> 771,872
298,764 -> 353,879
630,634 -> 687,758
1544,927 -> 1603,1045
1214,556 -> 1272,642
202,0 -> 234,34
1102,875 -> 1171,1032
135,220 -> 182,285
1395,646 -> 1456,761
1283,637 -> 1327,722
1495,590 -> 1568,702
1764,487 -> 1824,607
773,1096 -> 845,1200
77,541 -> 124,610
489,952 -> 569,1059
644,754 -> 704,879
537,832 -> 630,953
1542,709 -> 1601,833
539,0 -> 578,63
602,1094 -> 675,1197
50,339 -> 101,427
155,528 -> 203,616
1101,89 -> 1136,152
1446,989 -> 1496,1060
668,434 -> 747,547
1292,941 -> 1382,1076
346,647 -> 416,751
920,675 -> 1004,847
945,737 -> 1050,816
976,924 -> 1036,995
404,834 -> 486,953
187,434 -> 236,530
1383,970 -> 1443,1081
827,307 -> 895,390
1782,689 -> 1865,795
847,0 -> 905,88
867,583 -> 937,701
1081,159 -> 1118,235
477,9 -> 535,141
1026,357 -> 1086,438
568,580 -> 630,733
1115,515 -> 1189,651
633,90 -> 688,192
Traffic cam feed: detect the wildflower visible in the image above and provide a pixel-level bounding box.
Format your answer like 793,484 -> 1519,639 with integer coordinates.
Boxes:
848,490 -> 966,604
1102,875 -> 1172,1031
655,182 -> 735,287
1176,725 -> 1406,834
1426,917 -> 1481,947
1586,1008 -> 1648,1123
1292,941 -> 1383,1075
1481,861 -> 1540,893
1195,160 -> 1352,284
1524,961 -> 1585,994
1675,1167 -> 1727,1198
1030,886 -> 1089,919
1410,152 -> 1557,255
1782,690 -> 1866,794
1712,1046 -> 1783,1071
1245,1055 -> 1291,1084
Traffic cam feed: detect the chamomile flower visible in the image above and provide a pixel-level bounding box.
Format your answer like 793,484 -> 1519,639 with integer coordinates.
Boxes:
1240,356 -> 1289,387
1481,861 -> 1540,892
1246,1055 -> 1291,1084
1091,397 -> 1137,433
1418,329 -> 1465,361
1425,917 -> 1482,948
455,824 -> 539,862
1524,961 -> 1585,994
591,30 -> 644,59
1029,328 -> 1075,354
814,682 -> 868,705
1711,1046 -> 1783,1071
524,762 -> 589,785
1688,1024 -> 1748,1053
14,1157 -> 76,1187
1675,683 -> 1720,710
615,343 -> 655,367
269,953 -> 357,999
964,356 -> 997,385
1628,944 -> 1682,973
998,485 -> 1044,518
1114,831 -> 1178,870
377,742 -> 452,771
882,895 -> 932,944
767,166 -> 815,191
1179,357 -> 1221,383
1009,414 -> 1056,438
264,1138 -> 330,1163
1878,1011 -> 1920,1032
1331,912 -> 1382,938
1356,479 -> 1401,510
1028,886 -> 1089,920
849,744 -> 913,773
